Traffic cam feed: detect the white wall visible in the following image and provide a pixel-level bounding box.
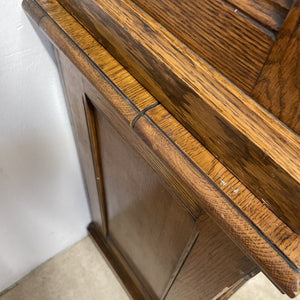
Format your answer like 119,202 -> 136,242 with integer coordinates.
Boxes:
0,1 -> 91,292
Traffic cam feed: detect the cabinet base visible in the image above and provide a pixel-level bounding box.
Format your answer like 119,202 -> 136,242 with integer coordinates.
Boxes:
88,222 -> 152,300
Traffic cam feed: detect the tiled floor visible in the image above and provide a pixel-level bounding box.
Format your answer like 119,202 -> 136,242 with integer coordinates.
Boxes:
0,236 -> 298,300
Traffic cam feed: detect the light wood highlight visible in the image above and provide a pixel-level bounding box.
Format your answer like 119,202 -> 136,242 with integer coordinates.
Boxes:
252,0 -> 300,134
226,0 -> 290,31
130,0 -> 274,91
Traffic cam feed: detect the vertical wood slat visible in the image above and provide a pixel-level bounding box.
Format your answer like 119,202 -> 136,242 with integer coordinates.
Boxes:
252,0 -> 300,134
225,0 -> 289,31
54,50 -> 105,232
83,96 -> 108,237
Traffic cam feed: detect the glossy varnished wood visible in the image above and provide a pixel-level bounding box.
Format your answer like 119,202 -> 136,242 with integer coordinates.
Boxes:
24,0 -> 157,114
146,105 -> 300,270
83,78 -> 202,219
252,0 -> 300,134
134,114 -> 300,297
130,0 -> 275,92
47,0 -> 300,232
58,47 -> 257,300
226,0 -> 290,31
22,0 -> 300,297
83,70 -> 257,300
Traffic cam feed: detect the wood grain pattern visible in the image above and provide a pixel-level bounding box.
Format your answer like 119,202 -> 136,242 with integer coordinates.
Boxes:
54,49 -> 104,233
80,69 -> 257,300
129,0 -> 276,92
90,105 -> 196,298
252,0 -> 300,134
165,214 -> 257,300
64,49 -> 257,300
26,0 -> 157,114
134,115 -> 300,297
43,0 -> 299,232
83,79 -> 202,219
146,105 -> 300,270
59,0 -> 274,93
226,0 -> 289,31
22,0 -> 300,296
88,222 -> 152,300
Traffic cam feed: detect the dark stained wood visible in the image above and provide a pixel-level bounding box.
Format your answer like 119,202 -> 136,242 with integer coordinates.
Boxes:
54,49 -> 104,233
89,104 -> 196,298
128,0 -> 275,91
44,0 -> 300,233
146,105 -> 300,270
226,0 -> 289,31
59,0 -> 275,93
165,214 -> 257,300
252,0 -> 300,134
22,0 -> 300,297
134,114 -> 300,297
83,96 -> 108,236
88,222 -> 152,300
273,0 -> 294,9
83,79 -> 202,219
84,81 -> 257,299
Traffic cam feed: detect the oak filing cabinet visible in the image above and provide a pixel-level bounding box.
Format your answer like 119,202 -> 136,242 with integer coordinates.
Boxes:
23,0 -> 300,299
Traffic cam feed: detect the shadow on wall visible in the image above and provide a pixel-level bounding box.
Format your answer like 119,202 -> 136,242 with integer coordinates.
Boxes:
0,131 -> 89,290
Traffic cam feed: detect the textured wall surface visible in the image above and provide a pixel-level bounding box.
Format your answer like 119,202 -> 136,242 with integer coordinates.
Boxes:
0,1 -> 91,292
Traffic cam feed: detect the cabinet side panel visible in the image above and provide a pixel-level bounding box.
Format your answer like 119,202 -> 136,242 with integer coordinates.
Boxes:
55,50 -> 104,231
91,106 -> 196,298
165,215 -> 258,300
252,2 -> 300,134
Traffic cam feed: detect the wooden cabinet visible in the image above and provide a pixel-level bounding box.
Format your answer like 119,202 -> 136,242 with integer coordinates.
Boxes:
23,0 -> 300,298
55,0 -> 300,233
87,99 -> 196,298
55,51 -> 256,299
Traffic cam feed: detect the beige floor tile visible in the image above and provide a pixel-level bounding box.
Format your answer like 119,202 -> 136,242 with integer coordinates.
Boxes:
230,272 -> 300,300
0,237 -> 129,300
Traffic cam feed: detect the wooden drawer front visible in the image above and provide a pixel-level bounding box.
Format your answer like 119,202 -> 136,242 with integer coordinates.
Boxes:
86,100 -> 196,298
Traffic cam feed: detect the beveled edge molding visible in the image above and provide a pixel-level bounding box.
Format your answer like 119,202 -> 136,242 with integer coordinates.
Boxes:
22,0 -> 300,296
88,222 -> 152,300
54,0 -> 300,233
252,1 -> 300,133
134,115 -> 300,298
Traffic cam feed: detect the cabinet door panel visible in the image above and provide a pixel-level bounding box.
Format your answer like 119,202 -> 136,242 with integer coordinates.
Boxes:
88,100 -> 196,298
166,215 -> 257,300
